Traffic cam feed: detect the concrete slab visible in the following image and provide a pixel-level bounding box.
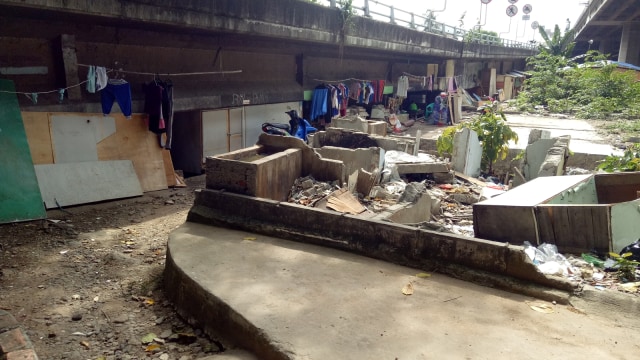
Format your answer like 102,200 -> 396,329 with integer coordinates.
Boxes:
166,222 -> 638,360
34,160 -> 142,208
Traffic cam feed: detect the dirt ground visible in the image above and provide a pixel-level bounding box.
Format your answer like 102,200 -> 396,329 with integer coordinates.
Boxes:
0,175 -> 236,360
0,114 -> 637,360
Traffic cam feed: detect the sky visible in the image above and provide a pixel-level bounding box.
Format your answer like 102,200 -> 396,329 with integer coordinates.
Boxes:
359,0 -> 588,42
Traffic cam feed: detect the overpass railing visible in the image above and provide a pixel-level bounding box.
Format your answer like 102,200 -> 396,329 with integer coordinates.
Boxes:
321,0 -> 536,50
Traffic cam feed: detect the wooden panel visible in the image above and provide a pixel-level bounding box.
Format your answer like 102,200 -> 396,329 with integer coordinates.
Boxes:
22,112 -> 54,164
35,161 -> 143,209
96,113 -> 168,192
50,114 -> 115,163
0,80 -> 46,223
535,205 -> 611,253
473,205 -> 538,244
162,149 -> 177,187
595,172 -> 640,204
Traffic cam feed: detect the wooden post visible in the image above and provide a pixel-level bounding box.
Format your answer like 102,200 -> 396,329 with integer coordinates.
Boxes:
59,34 -> 81,100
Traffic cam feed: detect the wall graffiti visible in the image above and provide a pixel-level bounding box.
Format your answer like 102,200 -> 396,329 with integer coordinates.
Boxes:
232,93 -> 268,106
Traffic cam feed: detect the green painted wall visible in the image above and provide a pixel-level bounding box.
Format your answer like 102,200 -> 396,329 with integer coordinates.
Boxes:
611,199 -> 640,252
547,176 -> 598,205
0,79 -> 46,223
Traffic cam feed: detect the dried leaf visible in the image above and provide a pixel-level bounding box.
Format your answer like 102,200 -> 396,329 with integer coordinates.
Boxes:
526,301 -> 554,314
80,340 -> 90,349
145,344 -> 161,352
144,298 -> 155,306
566,306 -> 586,315
243,237 -> 257,241
415,273 -> 431,278
141,333 -> 157,344
402,283 -> 414,295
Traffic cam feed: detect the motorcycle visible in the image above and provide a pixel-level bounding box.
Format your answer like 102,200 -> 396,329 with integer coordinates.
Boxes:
262,110 -> 317,143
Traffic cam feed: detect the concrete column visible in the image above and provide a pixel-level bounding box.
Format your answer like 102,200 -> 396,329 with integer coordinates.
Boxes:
618,23 -> 640,65
59,34 -> 81,100
598,37 -> 616,56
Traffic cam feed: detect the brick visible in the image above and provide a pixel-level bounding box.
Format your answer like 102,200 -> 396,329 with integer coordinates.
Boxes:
0,311 -> 19,332
0,328 -> 30,353
6,349 -> 39,360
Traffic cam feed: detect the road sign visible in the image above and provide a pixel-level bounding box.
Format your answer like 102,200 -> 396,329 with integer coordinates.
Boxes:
522,14 -> 530,20
506,5 -> 518,17
508,0 -> 518,3
531,20 -> 539,29
481,0 -> 492,4
523,4 -> 532,14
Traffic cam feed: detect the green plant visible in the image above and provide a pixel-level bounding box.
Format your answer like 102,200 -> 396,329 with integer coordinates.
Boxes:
608,252 -> 640,282
436,126 -> 458,156
537,24 -> 575,57
596,144 -> 640,172
336,0 -> 355,61
436,105 -> 518,174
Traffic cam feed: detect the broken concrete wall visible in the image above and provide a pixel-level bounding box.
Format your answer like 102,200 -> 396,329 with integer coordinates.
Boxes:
538,136 -> 571,178
315,146 -> 380,185
387,192 -> 433,224
187,188 -> 576,291
256,134 -> 344,183
330,116 -> 368,133
206,147 -> 302,201
310,128 -> 415,153
451,128 -> 481,177
611,199 -> 640,252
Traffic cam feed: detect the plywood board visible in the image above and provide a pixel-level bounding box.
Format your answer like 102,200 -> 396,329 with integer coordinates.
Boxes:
535,205 -> 611,253
96,114 -> 168,192
22,112 -> 54,164
50,115 -> 115,163
162,149 -> 177,187
35,160 -> 142,209
0,80 -> 46,223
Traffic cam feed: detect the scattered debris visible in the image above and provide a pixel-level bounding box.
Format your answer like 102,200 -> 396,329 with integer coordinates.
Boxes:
401,282 -> 414,296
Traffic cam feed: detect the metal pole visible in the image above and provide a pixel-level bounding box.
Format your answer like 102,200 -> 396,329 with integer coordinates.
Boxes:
330,0 -> 336,8
364,0 -> 370,17
390,5 -> 395,24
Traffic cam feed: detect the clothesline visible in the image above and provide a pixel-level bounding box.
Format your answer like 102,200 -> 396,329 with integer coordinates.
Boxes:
402,71 -> 463,82
77,63 -> 243,77
312,77 -> 374,83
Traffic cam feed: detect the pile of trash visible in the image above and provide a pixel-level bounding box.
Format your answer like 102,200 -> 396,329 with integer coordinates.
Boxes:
524,241 -> 640,293
288,176 -> 340,206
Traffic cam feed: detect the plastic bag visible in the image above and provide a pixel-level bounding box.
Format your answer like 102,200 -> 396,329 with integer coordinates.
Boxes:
524,242 -> 576,277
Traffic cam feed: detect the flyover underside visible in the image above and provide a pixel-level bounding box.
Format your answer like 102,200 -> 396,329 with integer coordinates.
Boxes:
0,0 -> 532,111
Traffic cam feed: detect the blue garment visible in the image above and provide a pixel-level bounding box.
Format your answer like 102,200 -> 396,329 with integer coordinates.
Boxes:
310,88 -> 328,122
101,81 -> 132,119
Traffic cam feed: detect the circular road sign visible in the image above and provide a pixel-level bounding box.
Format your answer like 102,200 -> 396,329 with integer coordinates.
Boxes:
481,0 -> 492,4
523,4 -> 532,14
508,0 -> 518,3
531,20 -> 539,29
506,5 -> 518,17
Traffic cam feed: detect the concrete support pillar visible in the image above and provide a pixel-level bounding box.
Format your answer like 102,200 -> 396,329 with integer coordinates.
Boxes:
598,37 -> 616,57
58,34 -> 81,100
363,0 -> 371,17
389,6 -> 396,24
618,23 -> 640,65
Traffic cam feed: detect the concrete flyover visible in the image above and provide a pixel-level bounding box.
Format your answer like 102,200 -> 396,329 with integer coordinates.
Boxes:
573,0 -> 640,64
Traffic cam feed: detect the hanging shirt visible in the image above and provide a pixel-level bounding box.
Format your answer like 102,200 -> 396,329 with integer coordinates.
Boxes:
396,76 -> 409,97
310,86 -> 328,122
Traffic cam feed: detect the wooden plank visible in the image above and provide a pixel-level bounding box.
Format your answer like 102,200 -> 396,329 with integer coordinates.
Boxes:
0,80 -> 46,223
327,188 -> 366,214
536,205 -> 611,253
22,112 -> 54,164
96,113 -> 168,192
595,172 -> 640,203
162,148 -> 177,187
35,160 -> 143,209
455,171 -> 486,187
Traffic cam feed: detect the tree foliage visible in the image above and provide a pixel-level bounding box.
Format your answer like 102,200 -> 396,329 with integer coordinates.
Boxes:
517,51 -> 640,118
537,25 -> 575,57
437,106 -> 518,174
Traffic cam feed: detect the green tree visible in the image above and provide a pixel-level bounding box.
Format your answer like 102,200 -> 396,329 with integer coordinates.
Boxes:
518,52 -> 572,109
538,24 -> 575,57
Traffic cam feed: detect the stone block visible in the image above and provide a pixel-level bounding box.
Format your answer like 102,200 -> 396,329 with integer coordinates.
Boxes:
0,328 -> 30,353
395,162 -> 449,175
528,129 -> 551,144
6,349 -> 39,360
451,128 -> 481,177
0,311 -> 18,332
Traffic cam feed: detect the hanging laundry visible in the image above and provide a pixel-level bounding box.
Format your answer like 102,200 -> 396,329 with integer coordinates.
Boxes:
161,80 -> 174,149
310,85 -> 329,122
376,80 -> 385,103
349,82 -> 361,102
448,76 -> 458,93
396,76 -> 409,97
102,79 -> 132,119
96,67 -> 108,91
86,66 -> 96,93
143,80 -> 165,134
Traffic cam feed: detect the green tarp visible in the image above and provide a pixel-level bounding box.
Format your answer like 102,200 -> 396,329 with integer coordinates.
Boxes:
0,79 -> 46,223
